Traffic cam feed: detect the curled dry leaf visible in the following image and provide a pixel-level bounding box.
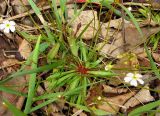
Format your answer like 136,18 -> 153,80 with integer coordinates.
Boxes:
96,92 -> 136,114
103,85 -> 128,94
18,39 -> 32,59
121,85 -> 155,112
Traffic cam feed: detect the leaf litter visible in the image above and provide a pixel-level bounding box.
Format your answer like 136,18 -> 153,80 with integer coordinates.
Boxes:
0,0 -> 160,115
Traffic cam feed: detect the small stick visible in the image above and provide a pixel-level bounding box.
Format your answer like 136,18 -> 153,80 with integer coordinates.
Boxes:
0,5 -> 51,23
0,0 -> 75,23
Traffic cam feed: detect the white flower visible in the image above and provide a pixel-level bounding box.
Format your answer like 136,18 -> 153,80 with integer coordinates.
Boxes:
0,20 -> 16,33
124,73 -> 144,87
127,7 -> 132,11
97,96 -> 102,100
105,64 -> 113,71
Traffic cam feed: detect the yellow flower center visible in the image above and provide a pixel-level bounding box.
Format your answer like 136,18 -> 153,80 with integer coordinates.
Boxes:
133,75 -> 138,80
6,24 -> 10,27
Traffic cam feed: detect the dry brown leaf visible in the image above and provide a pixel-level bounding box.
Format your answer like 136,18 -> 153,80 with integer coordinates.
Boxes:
72,108 -> 87,116
152,53 -> 160,63
0,0 -> 7,15
121,85 -> 155,112
96,92 -> 136,114
46,100 -> 66,115
11,0 -> 38,5
101,18 -> 129,30
156,106 -> 160,116
18,39 -> 32,59
0,76 -> 26,115
101,19 -> 160,56
50,112 -> 65,116
97,43 -> 124,58
2,59 -> 19,73
86,85 -> 103,105
136,49 -> 160,67
125,26 -> 160,49
100,18 -> 130,39
103,85 -> 128,94
68,9 -> 98,40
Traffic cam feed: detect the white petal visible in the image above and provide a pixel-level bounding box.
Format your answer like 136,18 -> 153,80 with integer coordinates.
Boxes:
135,74 -> 142,78
0,24 -> 5,30
10,26 -> 15,32
3,20 -> 10,24
137,79 -> 144,85
4,28 -> 10,33
124,76 -> 132,82
130,80 -> 138,87
9,21 -> 16,25
126,73 -> 134,77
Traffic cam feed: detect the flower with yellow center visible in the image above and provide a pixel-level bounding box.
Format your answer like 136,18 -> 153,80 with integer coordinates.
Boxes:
0,20 -> 16,33
124,73 -> 144,87
105,64 -> 113,71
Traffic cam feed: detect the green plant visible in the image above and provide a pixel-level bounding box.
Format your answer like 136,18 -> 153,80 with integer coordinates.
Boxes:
46,38 -> 115,104
1,0 -> 160,115
138,7 -> 160,50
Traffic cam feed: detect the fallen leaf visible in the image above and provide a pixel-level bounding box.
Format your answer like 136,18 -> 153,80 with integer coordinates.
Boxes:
2,59 -> 19,73
103,85 -> 128,94
73,108 -> 87,116
97,43 -> 124,58
68,9 -> 98,40
18,39 -> 32,59
0,76 -> 26,115
121,84 -> 155,112
11,0 -> 37,5
124,26 -> 160,49
0,0 -> 7,15
96,92 -> 136,114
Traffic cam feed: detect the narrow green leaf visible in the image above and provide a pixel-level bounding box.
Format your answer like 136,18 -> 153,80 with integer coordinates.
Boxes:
28,0 -> 53,40
88,71 -> 115,77
51,0 -> 62,29
30,98 -> 57,113
129,100 -> 160,116
24,35 -> 41,114
79,40 -> 88,62
28,0 -> 41,15
0,62 -> 63,84
0,86 -> 26,97
47,43 -> 60,62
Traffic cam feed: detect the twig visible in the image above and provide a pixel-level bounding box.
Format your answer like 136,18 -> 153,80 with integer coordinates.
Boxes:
0,0 -> 75,23
0,5 -> 51,23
